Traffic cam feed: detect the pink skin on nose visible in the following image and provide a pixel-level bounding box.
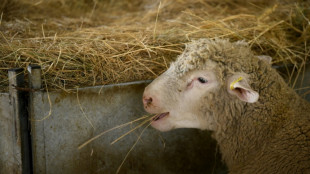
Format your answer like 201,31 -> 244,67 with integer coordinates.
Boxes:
142,91 -> 161,114
143,96 -> 153,108
142,92 -> 156,108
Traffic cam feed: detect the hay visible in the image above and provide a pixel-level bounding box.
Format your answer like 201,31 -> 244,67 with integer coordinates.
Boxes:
78,114 -> 151,150
77,114 -> 154,174
1,0 -> 309,92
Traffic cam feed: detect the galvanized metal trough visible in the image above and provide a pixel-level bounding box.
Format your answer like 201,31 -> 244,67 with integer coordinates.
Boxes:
1,65 -> 226,174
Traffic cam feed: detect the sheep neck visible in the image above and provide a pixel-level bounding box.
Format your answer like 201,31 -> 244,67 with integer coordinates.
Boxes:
211,80 -> 307,169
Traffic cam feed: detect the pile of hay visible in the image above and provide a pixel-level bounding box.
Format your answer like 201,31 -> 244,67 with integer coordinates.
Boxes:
1,0 -> 309,92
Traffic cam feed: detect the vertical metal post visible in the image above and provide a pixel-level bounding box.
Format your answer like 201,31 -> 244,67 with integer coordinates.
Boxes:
28,65 -> 42,90
28,65 -> 45,174
8,68 -> 32,174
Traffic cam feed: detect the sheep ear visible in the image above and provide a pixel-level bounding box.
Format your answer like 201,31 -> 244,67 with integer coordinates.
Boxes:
256,55 -> 272,64
227,75 -> 259,103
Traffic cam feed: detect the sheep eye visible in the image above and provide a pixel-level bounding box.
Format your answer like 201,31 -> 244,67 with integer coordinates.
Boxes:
198,77 -> 208,83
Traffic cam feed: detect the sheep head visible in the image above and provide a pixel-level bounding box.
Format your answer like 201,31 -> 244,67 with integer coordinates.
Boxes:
143,38 -> 261,132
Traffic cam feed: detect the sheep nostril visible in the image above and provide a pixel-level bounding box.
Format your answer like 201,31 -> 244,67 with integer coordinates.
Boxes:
147,98 -> 152,104
143,97 -> 153,106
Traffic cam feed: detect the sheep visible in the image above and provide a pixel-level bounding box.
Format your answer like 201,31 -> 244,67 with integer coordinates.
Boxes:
142,38 -> 310,174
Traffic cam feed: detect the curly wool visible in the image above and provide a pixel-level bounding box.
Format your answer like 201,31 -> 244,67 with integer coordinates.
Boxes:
174,38 -> 310,173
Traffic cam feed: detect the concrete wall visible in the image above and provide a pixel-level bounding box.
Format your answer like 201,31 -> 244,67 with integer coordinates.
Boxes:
30,81 -> 226,174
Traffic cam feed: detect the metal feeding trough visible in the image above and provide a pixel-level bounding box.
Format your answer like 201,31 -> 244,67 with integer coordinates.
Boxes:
1,65 -> 226,174
1,64 -> 309,174
30,81 -> 227,174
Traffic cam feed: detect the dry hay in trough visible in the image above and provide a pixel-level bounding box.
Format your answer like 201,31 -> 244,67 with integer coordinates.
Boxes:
0,0 -> 309,92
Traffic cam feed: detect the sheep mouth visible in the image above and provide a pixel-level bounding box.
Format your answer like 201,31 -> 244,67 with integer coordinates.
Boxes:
152,112 -> 169,121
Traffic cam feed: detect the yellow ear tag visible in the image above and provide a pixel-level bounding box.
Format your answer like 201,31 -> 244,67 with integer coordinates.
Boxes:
230,77 -> 243,90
